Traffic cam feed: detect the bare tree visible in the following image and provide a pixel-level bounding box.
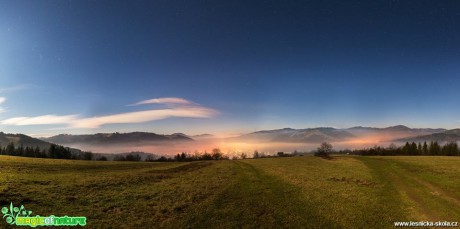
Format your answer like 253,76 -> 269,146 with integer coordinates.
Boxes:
315,142 -> 333,158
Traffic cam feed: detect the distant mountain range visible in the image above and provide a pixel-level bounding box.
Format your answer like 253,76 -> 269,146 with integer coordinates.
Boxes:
42,132 -> 193,146
397,129 -> 460,142
192,134 -> 214,139
238,127 -> 355,143
236,125 -> 447,143
0,125 -> 457,155
346,125 -> 445,135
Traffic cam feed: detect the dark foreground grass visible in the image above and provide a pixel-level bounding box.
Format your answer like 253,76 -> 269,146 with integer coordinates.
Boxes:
1,155 -> 459,228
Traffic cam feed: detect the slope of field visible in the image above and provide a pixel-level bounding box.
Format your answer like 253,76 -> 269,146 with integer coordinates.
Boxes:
1,155 -> 459,228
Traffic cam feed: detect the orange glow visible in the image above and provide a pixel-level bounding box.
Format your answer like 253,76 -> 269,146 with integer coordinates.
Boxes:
62,132 -> 414,156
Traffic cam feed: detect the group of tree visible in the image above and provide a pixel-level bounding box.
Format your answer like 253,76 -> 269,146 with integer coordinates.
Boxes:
144,148 -> 230,162
113,153 -> 142,161
252,150 -> 296,159
142,149 -> 297,162
0,142 -> 95,160
339,141 -> 459,156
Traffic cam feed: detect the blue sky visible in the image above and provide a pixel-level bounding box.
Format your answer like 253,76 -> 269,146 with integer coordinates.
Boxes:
0,0 -> 459,136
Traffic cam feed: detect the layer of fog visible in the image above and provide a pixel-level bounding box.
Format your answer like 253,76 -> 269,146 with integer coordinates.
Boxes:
65,137 -> 400,156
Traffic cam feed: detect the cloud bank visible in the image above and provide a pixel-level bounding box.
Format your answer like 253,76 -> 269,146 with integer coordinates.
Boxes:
0,97 -> 218,129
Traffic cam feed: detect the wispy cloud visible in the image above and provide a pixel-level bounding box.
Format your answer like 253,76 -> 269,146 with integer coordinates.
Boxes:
132,97 -> 193,106
1,114 -> 78,125
0,97 -> 218,129
71,106 -> 217,128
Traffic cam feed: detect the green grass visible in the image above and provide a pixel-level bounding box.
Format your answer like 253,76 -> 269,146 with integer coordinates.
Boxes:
1,155 -> 460,228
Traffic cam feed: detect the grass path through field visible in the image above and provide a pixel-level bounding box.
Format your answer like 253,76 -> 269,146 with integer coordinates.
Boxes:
357,157 -> 460,221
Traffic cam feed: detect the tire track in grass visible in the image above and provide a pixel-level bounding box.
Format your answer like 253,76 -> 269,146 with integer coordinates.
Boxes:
179,160 -> 340,229
384,159 -> 460,220
380,159 -> 460,208
410,176 -> 460,207
358,157 -> 458,221
384,170 -> 436,220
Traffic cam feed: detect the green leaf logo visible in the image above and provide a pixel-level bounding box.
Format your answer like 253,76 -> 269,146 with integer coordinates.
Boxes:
2,202 -> 33,225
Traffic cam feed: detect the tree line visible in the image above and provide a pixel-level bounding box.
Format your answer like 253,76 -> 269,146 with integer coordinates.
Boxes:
116,149 -> 297,162
4,141 -> 457,162
0,142 -> 94,160
339,141 -> 459,156
143,148 -> 230,162
105,149 -> 234,162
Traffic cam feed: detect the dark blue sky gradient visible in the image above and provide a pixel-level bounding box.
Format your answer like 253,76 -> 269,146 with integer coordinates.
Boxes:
0,0 -> 459,135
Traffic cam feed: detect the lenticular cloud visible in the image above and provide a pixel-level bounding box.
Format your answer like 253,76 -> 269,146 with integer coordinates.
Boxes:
0,97 -> 218,129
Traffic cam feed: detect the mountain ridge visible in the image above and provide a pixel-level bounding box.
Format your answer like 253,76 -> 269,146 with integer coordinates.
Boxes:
43,131 -> 194,145
397,129 -> 460,142
238,125 -> 447,143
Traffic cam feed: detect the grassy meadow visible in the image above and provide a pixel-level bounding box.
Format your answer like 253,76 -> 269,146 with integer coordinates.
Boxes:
1,155 -> 460,228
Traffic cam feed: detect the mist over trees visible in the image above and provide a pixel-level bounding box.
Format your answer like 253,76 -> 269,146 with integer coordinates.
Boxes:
172,148 -> 228,162
342,141 -> 459,156
2,140 -> 459,163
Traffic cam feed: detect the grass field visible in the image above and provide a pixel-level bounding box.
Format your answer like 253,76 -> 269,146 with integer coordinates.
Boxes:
1,155 -> 460,228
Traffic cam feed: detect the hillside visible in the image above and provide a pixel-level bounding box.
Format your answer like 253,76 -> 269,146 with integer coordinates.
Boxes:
237,127 -> 354,143
0,132 -> 54,149
397,129 -> 460,142
43,132 -> 194,146
236,125 -> 446,143
347,125 -> 445,136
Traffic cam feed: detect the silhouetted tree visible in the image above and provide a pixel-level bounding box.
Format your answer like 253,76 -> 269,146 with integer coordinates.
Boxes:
211,148 -> 223,160
315,142 -> 333,158
83,152 -> 93,160
201,151 -> 213,160
442,142 -> 458,156
422,141 -> 428,155
48,144 -> 72,159
156,156 -> 169,162
113,155 -> 126,161
6,142 -> 15,156
429,141 -> 441,155
410,142 -> 418,155
17,145 -> 24,157
253,150 -> 259,159
97,156 -> 108,161
125,153 -> 141,161
145,155 -> 156,162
